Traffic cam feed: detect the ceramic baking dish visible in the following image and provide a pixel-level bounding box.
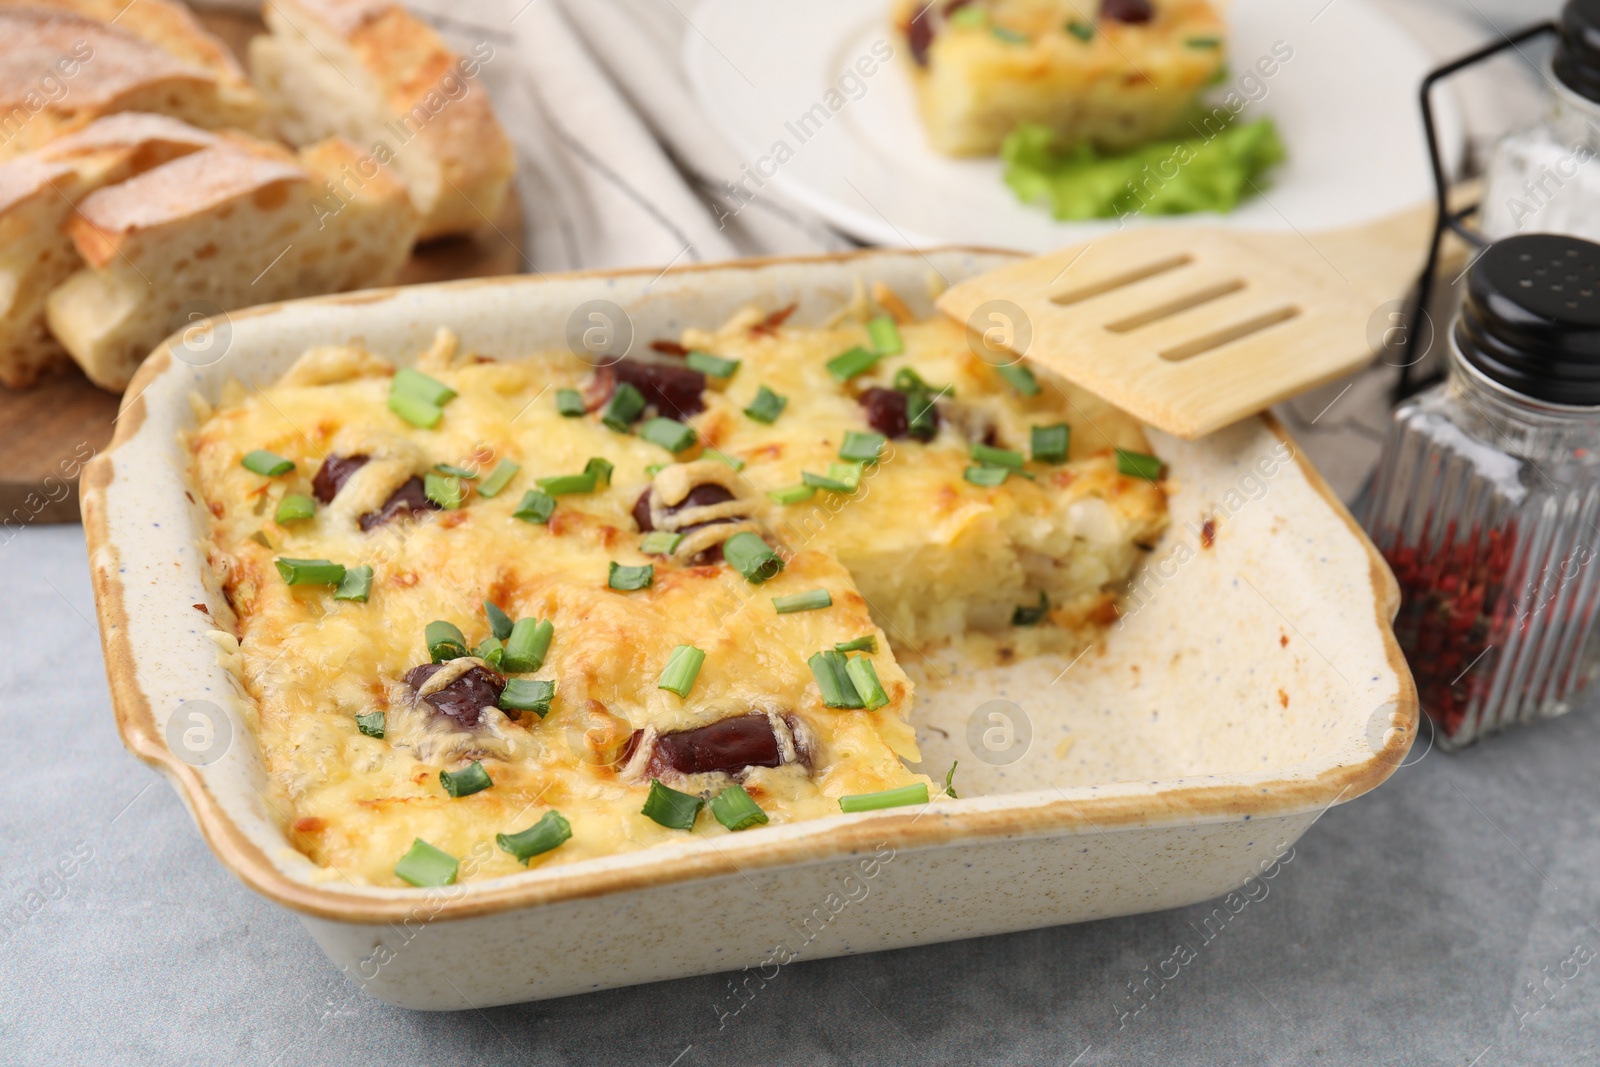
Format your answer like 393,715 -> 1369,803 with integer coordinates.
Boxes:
82,249 -> 1416,1010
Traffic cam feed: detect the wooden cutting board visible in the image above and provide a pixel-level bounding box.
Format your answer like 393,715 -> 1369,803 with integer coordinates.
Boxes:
0,9 -> 526,526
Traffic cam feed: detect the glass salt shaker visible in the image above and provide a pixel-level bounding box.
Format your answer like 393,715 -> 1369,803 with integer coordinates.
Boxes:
1479,0 -> 1600,242
1363,233 -> 1600,748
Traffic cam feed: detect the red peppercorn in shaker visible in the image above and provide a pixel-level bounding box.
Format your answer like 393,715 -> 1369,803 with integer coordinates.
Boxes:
1364,234 -> 1600,748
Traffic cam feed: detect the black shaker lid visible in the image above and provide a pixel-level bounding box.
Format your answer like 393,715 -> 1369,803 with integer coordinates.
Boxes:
1555,0 -> 1600,105
1455,234 -> 1600,405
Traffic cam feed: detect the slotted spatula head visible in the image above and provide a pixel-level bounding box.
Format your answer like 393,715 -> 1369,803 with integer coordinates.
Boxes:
937,203 -> 1433,438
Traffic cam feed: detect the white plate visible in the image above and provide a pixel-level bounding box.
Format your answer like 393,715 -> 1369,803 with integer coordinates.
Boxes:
687,0 -> 1464,251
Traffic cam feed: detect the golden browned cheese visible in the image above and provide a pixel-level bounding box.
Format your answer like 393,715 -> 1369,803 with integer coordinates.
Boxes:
190,305 -> 1167,887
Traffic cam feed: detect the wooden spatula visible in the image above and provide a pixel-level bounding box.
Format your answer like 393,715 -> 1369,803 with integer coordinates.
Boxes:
936,201 -> 1436,439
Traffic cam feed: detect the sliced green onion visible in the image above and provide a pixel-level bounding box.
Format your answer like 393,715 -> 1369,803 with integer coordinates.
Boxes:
640,417 -> 697,454
808,649 -> 863,709
948,5 -> 985,27
835,634 -> 877,653
477,460 -> 520,498
844,655 -> 889,710
355,711 -> 385,739
1116,449 -> 1163,481
609,562 -> 654,591
474,635 -> 505,669
556,388 -> 586,416
687,351 -> 741,378
439,760 -> 492,798
944,760 -> 959,798
242,450 -> 294,476
657,644 -> 706,697
991,24 -> 1029,43
1031,423 -> 1070,464
704,447 -> 745,472
894,367 -> 950,397
387,390 -> 443,429
392,368 -> 457,406
394,839 -> 457,887
275,493 -> 315,524
867,315 -> 903,355
602,381 -> 646,431
995,363 -> 1040,397
642,778 -> 703,830
802,469 -> 855,494
434,463 -> 479,479
710,784 -> 769,832
513,490 -> 556,523
839,431 -> 886,465
1012,591 -> 1050,626
971,442 -> 1025,469
964,466 -> 1009,487
1066,19 -> 1094,41
426,620 -> 469,662
497,810 -> 572,864
839,783 -> 929,813
722,531 -> 784,584
773,589 -> 832,614
744,385 -> 787,424
1186,34 -> 1223,47
275,557 -> 345,586
644,463 -> 668,476
333,564 -> 373,602
827,462 -> 864,491
641,531 -> 684,556
586,456 -> 614,488
826,345 -> 881,382
499,678 -> 555,717
536,471 -> 596,495
484,600 -> 514,641
768,484 -> 816,505
502,617 -> 553,673
424,471 -> 465,509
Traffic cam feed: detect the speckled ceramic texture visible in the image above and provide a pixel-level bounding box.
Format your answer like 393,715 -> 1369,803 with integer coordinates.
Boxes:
81,250 -> 1417,1010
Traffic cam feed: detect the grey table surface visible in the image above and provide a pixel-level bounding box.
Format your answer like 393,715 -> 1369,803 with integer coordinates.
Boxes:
5,521 -> 1600,1067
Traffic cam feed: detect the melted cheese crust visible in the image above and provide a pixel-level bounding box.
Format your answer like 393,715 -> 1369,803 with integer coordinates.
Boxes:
191,306 -> 1166,886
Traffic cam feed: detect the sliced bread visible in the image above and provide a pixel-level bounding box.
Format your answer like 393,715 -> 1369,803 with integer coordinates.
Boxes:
250,0 -> 514,240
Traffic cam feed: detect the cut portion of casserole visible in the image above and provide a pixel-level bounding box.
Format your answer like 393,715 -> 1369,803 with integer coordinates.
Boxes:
190,295 -> 1167,887
892,0 -> 1226,157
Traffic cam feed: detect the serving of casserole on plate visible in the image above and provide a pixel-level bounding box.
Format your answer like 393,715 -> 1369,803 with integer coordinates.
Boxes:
84,249 -> 1415,1008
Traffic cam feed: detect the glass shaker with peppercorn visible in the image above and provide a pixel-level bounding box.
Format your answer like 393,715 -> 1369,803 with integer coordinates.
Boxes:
1363,232 -> 1600,748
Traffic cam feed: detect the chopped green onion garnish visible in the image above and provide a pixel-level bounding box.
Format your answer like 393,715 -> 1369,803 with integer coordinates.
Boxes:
1012,591 -> 1050,626
499,678 -> 555,717
722,531 -> 784,584
687,351 -> 741,378
641,531 -> 684,555
744,385 -> 787,424
867,315 -> 903,355
894,367 -> 950,397
964,466 -> 1009,487
393,839 -> 457,887
991,24 -> 1029,43
1116,449 -> 1163,481
586,456 -> 614,488
971,442 -> 1025,469
645,463 -> 668,476
657,644 -> 706,698
334,564 -> 373,602
556,388 -> 586,416
1186,34 -> 1223,47
609,562 -> 654,591
275,557 -> 345,586
537,471 -> 596,495
1066,19 -> 1094,41
484,600 -> 514,641
808,649 -> 864,709
392,368 -> 457,406
474,635 -> 505,669
242,450 -> 294,476
949,5 -> 985,27
835,634 -> 877,653
944,760 -> 959,798
710,784 -> 769,832
839,783 -> 929,813
1031,423 -> 1070,464
844,655 -> 889,710
704,447 -> 745,472
802,469 -> 855,494
275,493 -> 315,524
477,460 -> 520,497
426,620 -> 469,662
440,761 -> 492,798
434,463 -> 478,479
826,345 -> 881,382
513,489 -> 556,523
356,711 -> 385,739
768,484 -> 815,505
387,390 -> 443,429
839,431 -> 887,465
602,382 -> 646,431
640,417 -> 697,453
773,588 -> 832,614
828,462 -> 864,491
497,811 -> 572,864
641,778 -> 703,830
994,363 -> 1040,397
502,618 -> 553,673
424,471 -> 465,509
